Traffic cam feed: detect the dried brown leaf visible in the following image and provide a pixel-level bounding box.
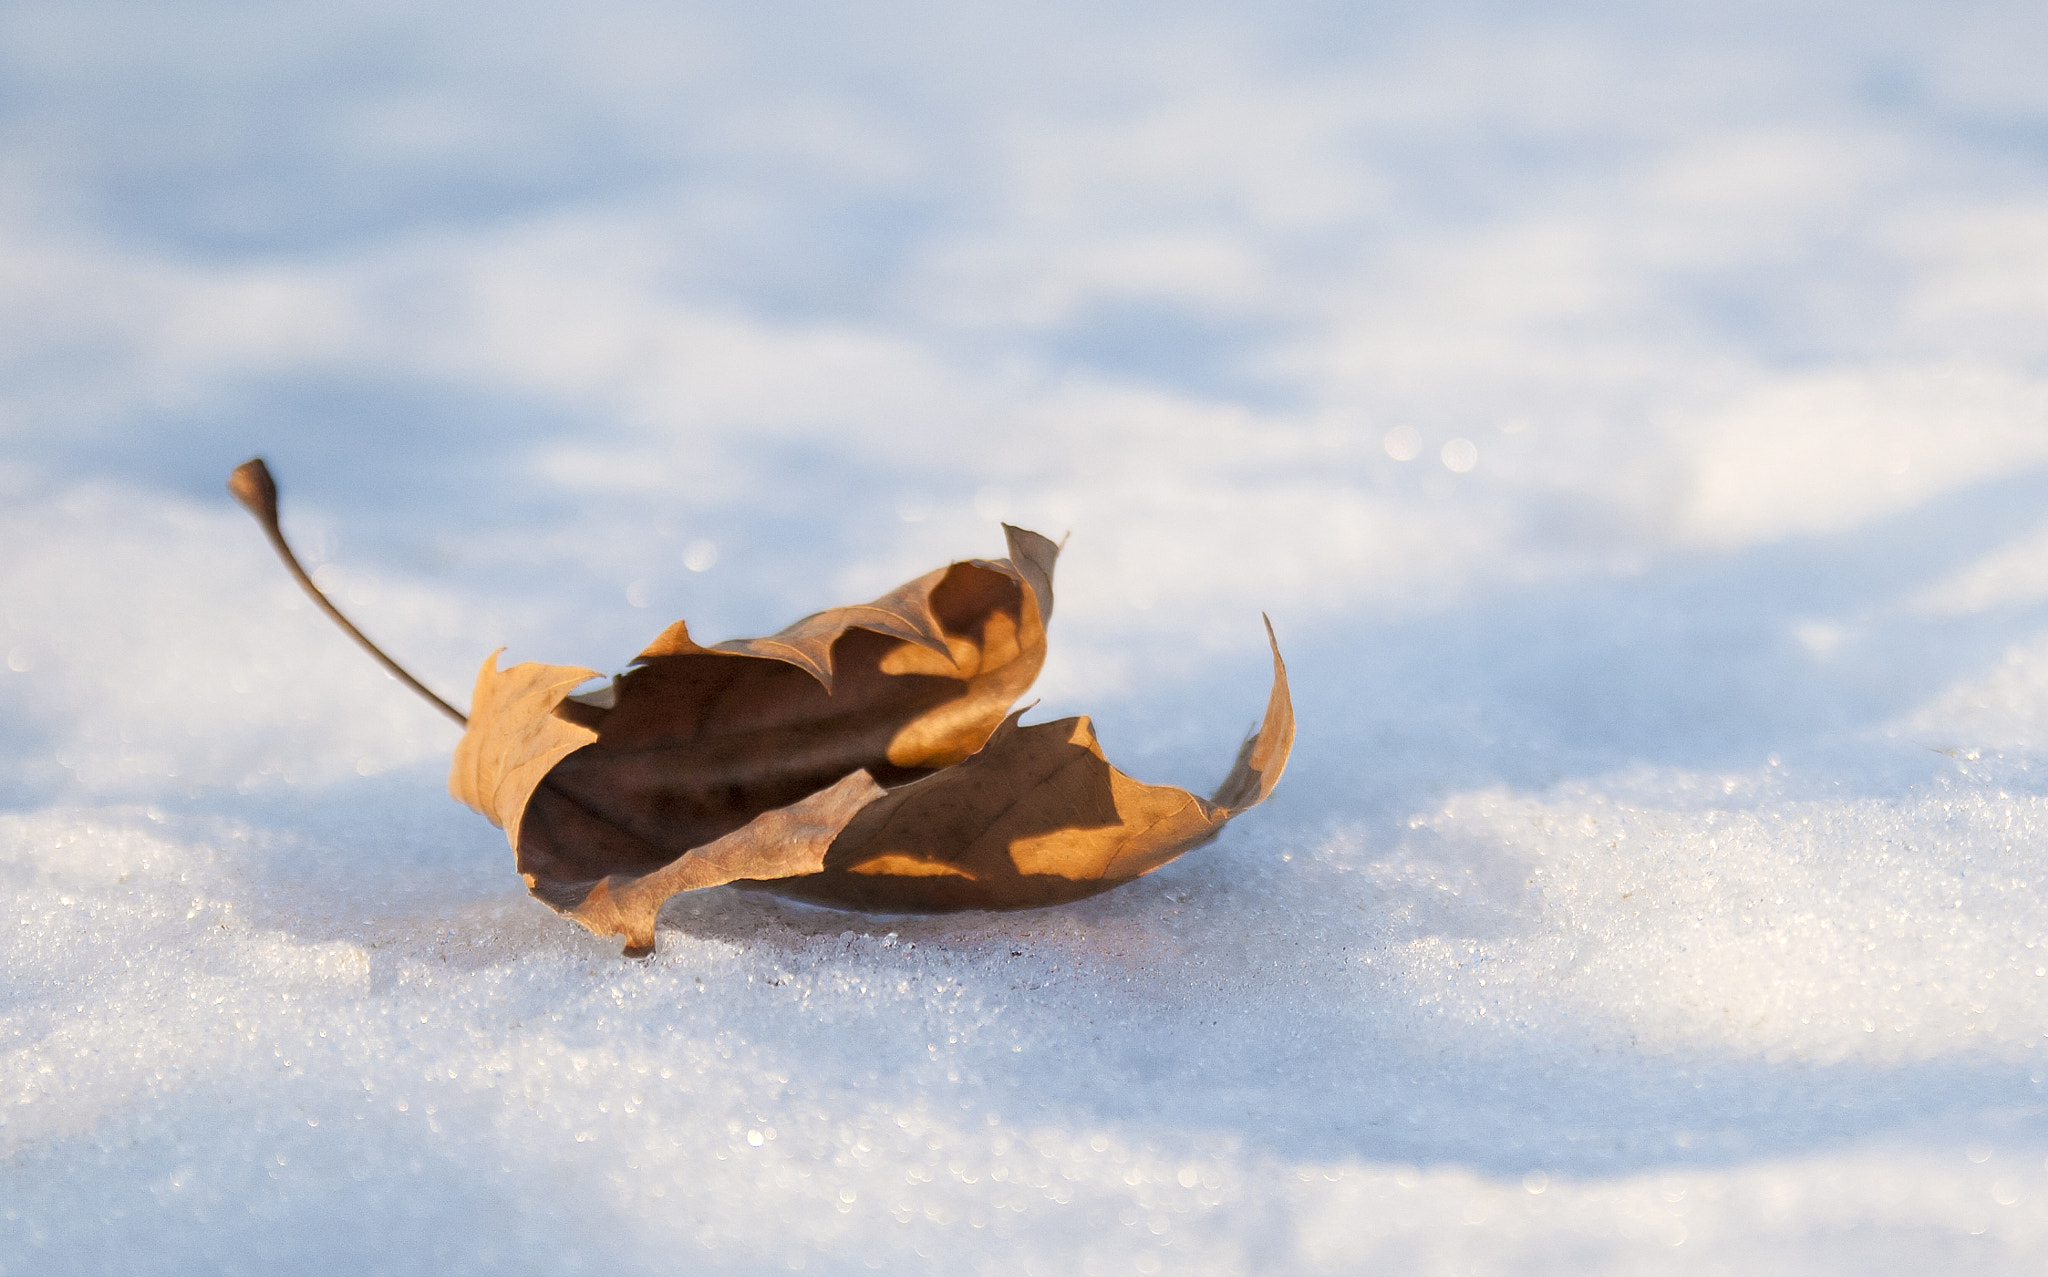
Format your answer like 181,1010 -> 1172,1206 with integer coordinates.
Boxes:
228,457 -> 1292,959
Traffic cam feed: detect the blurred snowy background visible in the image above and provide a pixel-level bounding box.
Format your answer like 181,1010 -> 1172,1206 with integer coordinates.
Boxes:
6,0 -> 2048,1271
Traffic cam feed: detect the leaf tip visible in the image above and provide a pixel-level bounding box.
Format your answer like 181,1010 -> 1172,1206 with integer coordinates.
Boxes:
1001,524 -> 1062,626
635,619 -> 709,663
1208,617 -> 1295,813
1261,613 -> 1286,671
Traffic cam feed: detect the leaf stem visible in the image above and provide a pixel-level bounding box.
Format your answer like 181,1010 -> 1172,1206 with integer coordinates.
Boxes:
229,458 -> 469,727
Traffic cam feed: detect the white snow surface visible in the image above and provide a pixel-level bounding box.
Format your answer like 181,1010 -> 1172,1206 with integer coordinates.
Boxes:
7,1 -> 2048,1272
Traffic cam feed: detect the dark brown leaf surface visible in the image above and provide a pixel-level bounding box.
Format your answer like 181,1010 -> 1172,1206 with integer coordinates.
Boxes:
446,525 -> 1291,955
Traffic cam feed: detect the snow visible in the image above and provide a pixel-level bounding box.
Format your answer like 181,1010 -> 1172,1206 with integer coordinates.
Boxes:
6,0 -> 2048,1271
